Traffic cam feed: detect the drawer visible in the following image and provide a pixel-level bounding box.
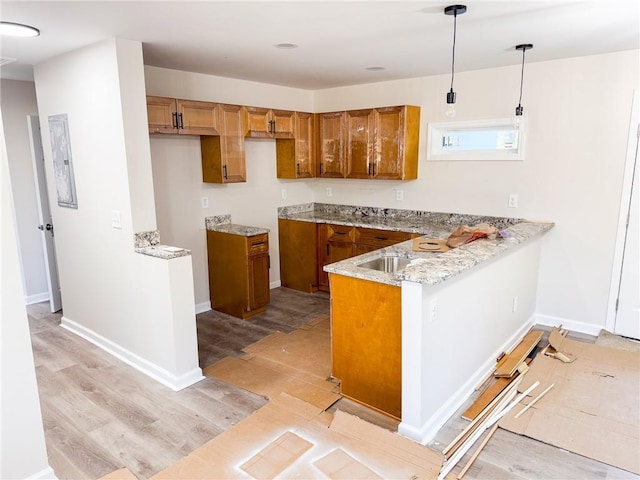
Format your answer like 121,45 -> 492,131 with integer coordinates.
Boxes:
327,224 -> 355,243
355,227 -> 411,248
247,233 -> 269,255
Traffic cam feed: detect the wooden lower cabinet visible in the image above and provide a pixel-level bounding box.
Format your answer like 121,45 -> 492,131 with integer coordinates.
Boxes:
278,219 -> 318,293
317,224 -> 356,292
330,273 -> 402,419
207,230 -> 270,319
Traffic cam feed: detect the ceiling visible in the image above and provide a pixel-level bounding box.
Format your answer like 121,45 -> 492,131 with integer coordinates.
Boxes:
0,1 -> 638,90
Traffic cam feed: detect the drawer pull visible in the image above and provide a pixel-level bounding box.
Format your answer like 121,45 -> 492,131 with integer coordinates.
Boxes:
252,242 -> 265,247
374,236 -> 388,241
335,231 -> 347,235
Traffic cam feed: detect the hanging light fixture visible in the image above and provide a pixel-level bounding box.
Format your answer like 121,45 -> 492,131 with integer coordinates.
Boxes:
444,4 -> 466,118
513,43 -> 533,126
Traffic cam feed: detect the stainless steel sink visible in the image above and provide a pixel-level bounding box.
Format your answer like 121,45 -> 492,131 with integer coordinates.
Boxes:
357,255 -> 412,273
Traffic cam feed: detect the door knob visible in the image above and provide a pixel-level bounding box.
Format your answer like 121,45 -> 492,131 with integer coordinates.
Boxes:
45,224 -> 53,231
38,224 -> 44,230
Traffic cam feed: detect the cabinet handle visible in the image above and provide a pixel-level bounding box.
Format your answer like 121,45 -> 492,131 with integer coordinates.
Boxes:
334,231 -> 347,235
372,162 -> 376,176
296,163 -> 300,176
319,163 -> 323,175
269,119 -> 276,134
252,241 -> 265,247
268,255 -> 271,269
178,113 -> 184,129
223,164 -> 228,180
368,163 -> 372,176
374,236 -> 388,241
172,112 -> 178,129
326,243 -> 330,256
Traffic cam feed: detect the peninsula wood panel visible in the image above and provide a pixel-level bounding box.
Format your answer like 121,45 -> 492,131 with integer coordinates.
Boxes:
330,273 -> 402,419
277,219 -> 318,293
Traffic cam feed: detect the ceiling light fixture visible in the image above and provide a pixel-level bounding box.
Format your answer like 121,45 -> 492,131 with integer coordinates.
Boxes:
514,43 -> 533,126
274,43 -> 298,49
0,21 -> 40,37
444,4 -> 466,118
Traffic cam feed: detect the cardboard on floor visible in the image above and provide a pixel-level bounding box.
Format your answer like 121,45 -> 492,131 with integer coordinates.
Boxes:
203,315 -> 341,410
151,393 -> 443,479
499,333 -> 640,474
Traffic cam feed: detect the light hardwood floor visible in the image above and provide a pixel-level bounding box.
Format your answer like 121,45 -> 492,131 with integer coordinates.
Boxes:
28,289 -> 638,480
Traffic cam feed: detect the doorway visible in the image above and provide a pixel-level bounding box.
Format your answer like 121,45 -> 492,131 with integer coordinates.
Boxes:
27,115 -> 62,313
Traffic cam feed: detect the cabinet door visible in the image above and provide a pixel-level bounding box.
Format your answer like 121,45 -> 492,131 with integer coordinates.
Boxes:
147,96 -> 177,134
272,110 -> 295,138
346,109 -> 374,179
374,106 -> 420,180
244,106 -> 272,138
317,112 -> 346,178
317,224 -> 355,291
219,104 -> 246,183
247,252 -> 270,312
278,219 -> 318,292
275,112 -> 315,179
177,100 -> 220,135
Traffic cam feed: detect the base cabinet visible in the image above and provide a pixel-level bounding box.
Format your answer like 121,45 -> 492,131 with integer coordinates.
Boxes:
330,273 -> 401,419
278,219 -> 318,293
207,231 -> 270,319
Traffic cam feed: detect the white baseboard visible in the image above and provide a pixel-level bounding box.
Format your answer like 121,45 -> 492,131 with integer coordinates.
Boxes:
399,314 -> 536,445
28,466 -> 58,479
270,280 -> 282,289
60,316 -> 204,391
195,301 -> 211,314
25,292 -> 49,305
534,313 -> 604,337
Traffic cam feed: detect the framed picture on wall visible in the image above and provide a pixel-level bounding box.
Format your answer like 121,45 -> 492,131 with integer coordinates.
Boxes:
48,113 -> 78,209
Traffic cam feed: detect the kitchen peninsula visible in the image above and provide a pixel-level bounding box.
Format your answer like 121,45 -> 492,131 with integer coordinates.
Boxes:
278,203 -> 553,444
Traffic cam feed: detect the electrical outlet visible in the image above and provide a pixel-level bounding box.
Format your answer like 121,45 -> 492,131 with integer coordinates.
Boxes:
396,189 -> 404,201
326,187 -> 332,197
508,194 -> 519,208
428,297 -> 438,322
281,189 -> 287,200
201,196 -> 209,208
512,296 -> 518,312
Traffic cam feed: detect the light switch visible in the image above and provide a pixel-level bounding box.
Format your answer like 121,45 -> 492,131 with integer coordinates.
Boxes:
111,210 -> 122,229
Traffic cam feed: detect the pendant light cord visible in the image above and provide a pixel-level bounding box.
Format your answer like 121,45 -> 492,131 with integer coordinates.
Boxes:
450,11 -> 457,90
518,47 -> 526,106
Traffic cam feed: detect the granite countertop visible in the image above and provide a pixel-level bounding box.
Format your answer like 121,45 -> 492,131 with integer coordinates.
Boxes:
324,221 -> 553,287
205,214 -> 269,237
134,230 -> 191,259
278,203 -> 553,287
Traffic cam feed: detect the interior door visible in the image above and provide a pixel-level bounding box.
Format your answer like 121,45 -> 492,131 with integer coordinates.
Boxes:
27,115 -> 62,313
614,122 -> 639,339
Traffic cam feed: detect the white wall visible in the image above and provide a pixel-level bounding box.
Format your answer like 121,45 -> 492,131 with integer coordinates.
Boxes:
145,66 -> 315,307
0,79 -> 48,304
34,39 -> 201,390
401,239 -> 542,444
313,50 -> 639,330
146,50 -> 638,330
1,113 -> 54,479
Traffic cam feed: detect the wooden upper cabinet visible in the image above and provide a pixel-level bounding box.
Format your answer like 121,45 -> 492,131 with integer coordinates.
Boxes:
346,109 -> 375,179
147,96 -> 178,134
317,111 -> 346,178
276,112 -> 315,179
373,105 -> 420,180
201,104 -> 246,183
177,100 -> 220,135
244,107 -> 295,139
146,96 -> 219,135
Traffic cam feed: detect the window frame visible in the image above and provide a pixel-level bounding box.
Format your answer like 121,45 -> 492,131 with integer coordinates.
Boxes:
427,118 -> 527,161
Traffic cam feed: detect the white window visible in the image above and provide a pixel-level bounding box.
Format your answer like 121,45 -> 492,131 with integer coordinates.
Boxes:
427,118 -> 526,161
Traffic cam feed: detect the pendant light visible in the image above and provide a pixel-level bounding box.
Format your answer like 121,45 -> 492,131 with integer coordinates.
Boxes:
513,43 -> 533,127
444,4 -> 466,118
